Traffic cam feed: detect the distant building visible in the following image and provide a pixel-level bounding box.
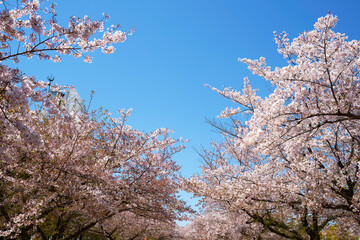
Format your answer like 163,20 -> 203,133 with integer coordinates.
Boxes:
49,86 -> 85,117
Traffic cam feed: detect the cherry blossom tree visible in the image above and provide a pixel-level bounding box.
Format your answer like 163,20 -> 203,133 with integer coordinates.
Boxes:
186,14 -> 360,240
78,211 -> 182,240
0,1 -> 189,239
179,206 -> 280,240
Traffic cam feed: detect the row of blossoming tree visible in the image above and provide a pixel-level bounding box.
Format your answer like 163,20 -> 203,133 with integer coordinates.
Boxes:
0,0 -> 190,239
2,1 -> 360,239
183,14 -> 360,240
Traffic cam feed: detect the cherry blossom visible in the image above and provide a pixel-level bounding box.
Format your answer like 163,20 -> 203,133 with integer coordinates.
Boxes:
0,1 -> 189,239
186,14 -> 360,240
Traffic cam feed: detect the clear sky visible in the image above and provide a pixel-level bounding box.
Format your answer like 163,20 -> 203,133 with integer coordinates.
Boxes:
17,0 -> 360,213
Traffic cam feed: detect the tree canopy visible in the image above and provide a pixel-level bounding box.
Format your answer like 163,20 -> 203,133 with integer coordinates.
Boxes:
185,14 -> 360,240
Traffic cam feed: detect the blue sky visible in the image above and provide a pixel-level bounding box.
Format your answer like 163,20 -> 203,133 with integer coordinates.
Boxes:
17,0 -> 360,212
